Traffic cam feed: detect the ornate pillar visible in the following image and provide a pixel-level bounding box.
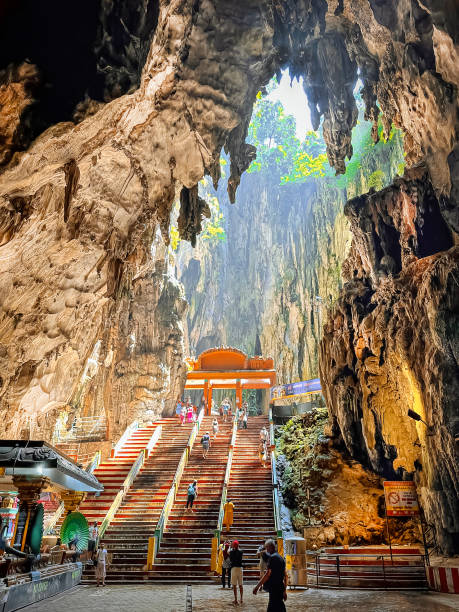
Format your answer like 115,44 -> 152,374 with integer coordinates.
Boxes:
12,476 -> 51,550
60,490 -> 86,515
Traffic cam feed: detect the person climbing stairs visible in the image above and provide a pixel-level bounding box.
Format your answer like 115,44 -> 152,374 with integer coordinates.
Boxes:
226,415 -> 277,580
149,416 -> 233,583
82,418 -> 193,583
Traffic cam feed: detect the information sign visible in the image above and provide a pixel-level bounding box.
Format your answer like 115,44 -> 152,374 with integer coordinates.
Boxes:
384,481 -> 419,516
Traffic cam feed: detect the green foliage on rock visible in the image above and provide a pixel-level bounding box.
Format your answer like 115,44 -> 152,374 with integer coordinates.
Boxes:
276,408 -> 332,529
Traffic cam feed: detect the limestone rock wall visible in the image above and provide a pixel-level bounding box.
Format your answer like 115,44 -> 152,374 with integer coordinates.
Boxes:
0,0 -> 456,550
320,167 -> 458,553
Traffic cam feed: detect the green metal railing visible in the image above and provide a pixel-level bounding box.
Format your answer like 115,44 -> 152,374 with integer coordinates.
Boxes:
149,410 -> 204,567
269,408 -> 283,544
43,501 -> 65,535
98,424 -> 162,540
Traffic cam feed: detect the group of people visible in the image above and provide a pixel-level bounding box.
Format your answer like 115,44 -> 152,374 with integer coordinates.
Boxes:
178,397 -> 198,425
217,539 -> 287,610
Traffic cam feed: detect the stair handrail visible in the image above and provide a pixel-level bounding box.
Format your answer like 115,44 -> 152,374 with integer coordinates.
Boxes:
112,420 -> 139,457
85,450 -> 102,474
98,424 -> 162,540
269,407 -> 283,543
216,417 -> 238,535
150,409 -> 204,567
211,417 -> 238,571
43,501 -> 65,535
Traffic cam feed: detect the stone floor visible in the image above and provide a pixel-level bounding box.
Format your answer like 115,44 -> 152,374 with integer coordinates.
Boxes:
22,584 -> 459,612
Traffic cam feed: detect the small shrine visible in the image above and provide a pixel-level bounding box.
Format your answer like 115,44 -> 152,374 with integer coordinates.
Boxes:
185,347 -> 276,414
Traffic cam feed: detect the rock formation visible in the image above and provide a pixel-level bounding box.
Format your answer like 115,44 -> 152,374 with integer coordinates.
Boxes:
177,117 -> 403,382
0,0 -> 457,551
320,167 -> 458,553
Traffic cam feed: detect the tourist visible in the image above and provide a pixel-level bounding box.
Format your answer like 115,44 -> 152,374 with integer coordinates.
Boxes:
260,426 -> 268,444
223,498 -> 234,532
186,480 -> 198,512
95,543 -> 108,587
259,440 -> 269,468
217,539 -> 231,589
257,542 -> 269,579
186,401 -> 194,423
176,399 -> 182,420
88,521 -> 98,561
242,408 -> 248,430
222,400 -> 229,423
253,539 -> 287,611
180,404 -> 187,426
201,431 -> 211,458
236,406 -> 243,429
212,418 -> 219,439
229,540 -> 244,605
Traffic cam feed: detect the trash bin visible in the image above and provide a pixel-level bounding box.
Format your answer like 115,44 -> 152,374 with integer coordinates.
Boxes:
285,536 -> 307,587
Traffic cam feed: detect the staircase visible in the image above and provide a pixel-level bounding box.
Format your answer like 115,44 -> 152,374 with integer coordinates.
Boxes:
78,423 -> 158,526
149,416 -> 234,583
88,419 -> 194,583
226,415 -> 277,580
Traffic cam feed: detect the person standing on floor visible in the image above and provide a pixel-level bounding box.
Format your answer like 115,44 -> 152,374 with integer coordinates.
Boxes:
186,480 -> 198,512
88,521 -> 98,562
223,498 -> 234,532
217,539 -> 231,589
95,542 -> 108,587
229,540 -> 244,605
180,404 -> 187,426
253,539 -> 288,611
212,417 -> 219,439
201,431 -> 211,458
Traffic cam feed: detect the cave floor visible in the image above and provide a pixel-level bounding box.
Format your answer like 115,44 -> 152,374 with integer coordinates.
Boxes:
22,584 -> 458,611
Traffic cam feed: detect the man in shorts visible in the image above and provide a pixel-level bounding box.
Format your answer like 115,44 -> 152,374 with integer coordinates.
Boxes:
229,540 -> 244,605
201,431 -> 211,458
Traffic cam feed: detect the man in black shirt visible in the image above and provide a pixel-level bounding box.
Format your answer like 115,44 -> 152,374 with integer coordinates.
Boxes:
229,540 -> 244,605
253,539 -> 287,611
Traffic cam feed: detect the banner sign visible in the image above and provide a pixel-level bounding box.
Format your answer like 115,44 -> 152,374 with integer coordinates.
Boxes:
384,481 -> 419,516
271,378 -> 321,399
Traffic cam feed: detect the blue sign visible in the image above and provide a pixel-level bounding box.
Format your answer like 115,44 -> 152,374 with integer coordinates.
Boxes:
271,378 -> 321,399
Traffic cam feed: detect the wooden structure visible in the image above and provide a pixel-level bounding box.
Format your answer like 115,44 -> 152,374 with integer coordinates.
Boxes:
185,347 -> 276,415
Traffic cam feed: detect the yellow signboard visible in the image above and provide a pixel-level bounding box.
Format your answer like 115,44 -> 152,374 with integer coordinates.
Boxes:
384,481 -> 419,516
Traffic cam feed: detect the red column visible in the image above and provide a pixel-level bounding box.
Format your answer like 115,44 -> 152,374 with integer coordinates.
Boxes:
236,380 -> 242,411
204,380 -> 209,415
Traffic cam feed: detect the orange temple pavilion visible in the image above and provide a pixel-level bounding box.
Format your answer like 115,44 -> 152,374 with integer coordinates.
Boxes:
185,347 -> 277,415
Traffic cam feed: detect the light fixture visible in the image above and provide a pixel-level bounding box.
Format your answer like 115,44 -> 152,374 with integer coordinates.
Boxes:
407,409 -> 428,426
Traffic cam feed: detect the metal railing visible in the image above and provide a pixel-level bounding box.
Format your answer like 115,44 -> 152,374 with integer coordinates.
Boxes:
269,407 -> 283,547
211,417 -> 238,570
85,450 -> 102,474
307,552 -> 428,590
112,420 -> 139,457
149,410 -> 204,568
43,501 -> 65,535
98,425 -> 162,540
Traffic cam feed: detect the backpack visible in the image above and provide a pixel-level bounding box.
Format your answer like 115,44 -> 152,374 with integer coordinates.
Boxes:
187,484 -> 196,496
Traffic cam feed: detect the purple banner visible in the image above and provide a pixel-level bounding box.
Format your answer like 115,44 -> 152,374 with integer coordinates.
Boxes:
271,378 -> 321,399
